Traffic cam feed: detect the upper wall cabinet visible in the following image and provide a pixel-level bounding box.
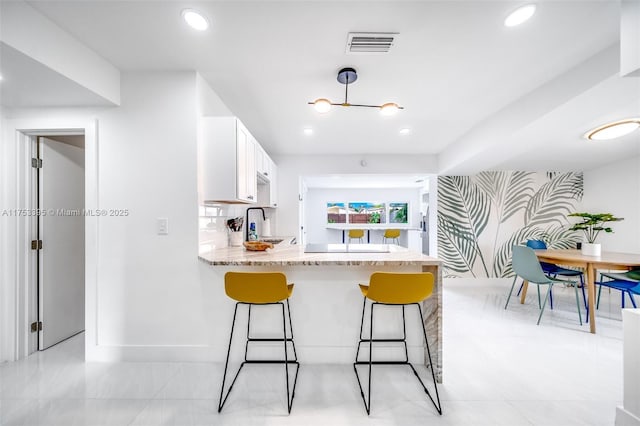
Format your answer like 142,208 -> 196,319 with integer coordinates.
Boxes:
256,145 -> 270,180
200,117 -> 257,204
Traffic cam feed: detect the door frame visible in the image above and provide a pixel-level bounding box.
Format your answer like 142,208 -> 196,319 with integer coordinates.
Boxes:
1,118 -> 99,361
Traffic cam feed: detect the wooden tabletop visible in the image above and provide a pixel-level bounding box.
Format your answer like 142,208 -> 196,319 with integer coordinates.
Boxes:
532,248 -> 640,333
535,249 -> 640,268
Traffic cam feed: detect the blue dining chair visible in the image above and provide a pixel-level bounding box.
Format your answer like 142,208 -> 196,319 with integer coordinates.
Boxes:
596,270 -> 640,309
506,245 -> 583,325
516,240 -> 588,314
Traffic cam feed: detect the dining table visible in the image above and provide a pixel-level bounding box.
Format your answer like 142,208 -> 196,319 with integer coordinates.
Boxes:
521,249 -> 640,333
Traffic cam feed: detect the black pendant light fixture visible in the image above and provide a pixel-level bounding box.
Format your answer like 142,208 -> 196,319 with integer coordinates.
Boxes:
308,67 -> 403,115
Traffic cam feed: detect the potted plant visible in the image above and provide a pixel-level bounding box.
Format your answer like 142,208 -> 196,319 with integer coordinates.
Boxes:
567,212 -> 624,256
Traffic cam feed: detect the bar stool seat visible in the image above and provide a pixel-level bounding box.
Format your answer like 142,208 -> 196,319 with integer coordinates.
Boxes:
218,272 -> 299,414
354,272 -> 442,415
348,229 -> 365,243
382,229 -> 400,245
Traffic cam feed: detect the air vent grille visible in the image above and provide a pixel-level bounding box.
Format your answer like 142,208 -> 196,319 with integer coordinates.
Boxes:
346,32 -> 398,54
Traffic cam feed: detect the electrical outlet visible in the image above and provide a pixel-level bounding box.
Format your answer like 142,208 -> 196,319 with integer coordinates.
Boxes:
157,217 -> 169,235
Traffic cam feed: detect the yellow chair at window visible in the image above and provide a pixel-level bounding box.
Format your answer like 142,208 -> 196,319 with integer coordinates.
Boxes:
382,229 -> 401,245
348,229 -> 365,243
354,272 -> 442,416
218,272 -> 299,414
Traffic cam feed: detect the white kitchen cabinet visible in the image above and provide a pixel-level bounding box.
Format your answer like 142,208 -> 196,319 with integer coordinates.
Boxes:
268,157 -> 278,207
199,117 -> 257,203
256,145 -> 275,182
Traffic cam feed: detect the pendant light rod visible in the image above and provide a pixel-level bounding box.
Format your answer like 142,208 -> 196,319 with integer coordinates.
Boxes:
308,67 -> 404,113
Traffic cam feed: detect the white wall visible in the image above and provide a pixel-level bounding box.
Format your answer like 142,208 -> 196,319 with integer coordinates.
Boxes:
581,155 -> 640,253
1,71 -> 242,362
0,1 -> 121,105
0,109 -> 13,362
305,187 -> 421,244
274,154 -> 438,240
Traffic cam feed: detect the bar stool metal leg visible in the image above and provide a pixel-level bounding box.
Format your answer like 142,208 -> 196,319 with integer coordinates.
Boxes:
353,301 -> 442,415
218,302 -> 300,414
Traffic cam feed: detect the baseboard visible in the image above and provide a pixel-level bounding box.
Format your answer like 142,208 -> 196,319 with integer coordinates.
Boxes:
616,406 -> 640,426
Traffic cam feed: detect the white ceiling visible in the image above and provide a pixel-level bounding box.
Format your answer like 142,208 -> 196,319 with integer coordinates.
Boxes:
304,173 -> 430,189
2,0 -> 639,175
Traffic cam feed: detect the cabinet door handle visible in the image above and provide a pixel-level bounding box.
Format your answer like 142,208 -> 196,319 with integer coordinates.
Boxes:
264,172 -> 268,176
247,195 -> 254,200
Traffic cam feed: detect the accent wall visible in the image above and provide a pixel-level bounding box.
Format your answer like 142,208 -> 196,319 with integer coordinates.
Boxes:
437,171 -> 583,278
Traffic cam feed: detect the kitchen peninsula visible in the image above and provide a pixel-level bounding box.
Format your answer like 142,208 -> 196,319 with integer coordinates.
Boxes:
199,243 -> 443,381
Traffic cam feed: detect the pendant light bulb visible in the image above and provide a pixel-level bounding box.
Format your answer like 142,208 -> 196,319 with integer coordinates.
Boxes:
313,98 -> 332,113
380,102 -> 400,116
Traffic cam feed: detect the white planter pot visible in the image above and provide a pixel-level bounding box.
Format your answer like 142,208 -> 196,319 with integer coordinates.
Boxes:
581,243 -> 601,257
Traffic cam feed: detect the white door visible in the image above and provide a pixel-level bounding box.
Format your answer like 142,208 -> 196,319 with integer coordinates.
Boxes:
38,137 -> 85,349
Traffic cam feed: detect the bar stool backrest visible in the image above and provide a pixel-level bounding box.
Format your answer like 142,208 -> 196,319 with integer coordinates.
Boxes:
383,229 -> 401,239
349,229 -> 365,239
225,272 -> 290,303
366,272 -> 434,304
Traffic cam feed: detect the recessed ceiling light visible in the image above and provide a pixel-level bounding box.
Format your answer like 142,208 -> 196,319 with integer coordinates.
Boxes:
182,9 -> 209,31
504,4 -> 536,27
0,74 -> 3,81
303,128 -> 313,135
584,118 -> 640,141
399,128 -> 411,135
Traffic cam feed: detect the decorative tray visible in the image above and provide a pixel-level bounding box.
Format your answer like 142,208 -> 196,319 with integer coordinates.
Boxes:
243,241 -> 274,251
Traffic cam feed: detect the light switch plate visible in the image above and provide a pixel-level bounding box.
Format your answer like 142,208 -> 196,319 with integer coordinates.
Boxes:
157,217 -> 169,235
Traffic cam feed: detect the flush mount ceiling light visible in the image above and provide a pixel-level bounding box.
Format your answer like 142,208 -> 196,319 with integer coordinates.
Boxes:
584,118 -> 640,141
308,68 -> 403,115
504,4 -> 536,27
182,9 -> 209,31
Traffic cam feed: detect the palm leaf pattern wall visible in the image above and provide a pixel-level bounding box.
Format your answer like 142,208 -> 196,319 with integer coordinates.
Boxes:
437,176 -> 491,277
438,172 -> 583,277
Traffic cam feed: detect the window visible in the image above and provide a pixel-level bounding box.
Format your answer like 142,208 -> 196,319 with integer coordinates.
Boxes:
389,202 -> 408,224
348,202 -> 386,224
327,202 -> 347,223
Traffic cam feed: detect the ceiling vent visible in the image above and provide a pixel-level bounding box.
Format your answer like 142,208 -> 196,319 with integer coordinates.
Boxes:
346,32 -> 398,54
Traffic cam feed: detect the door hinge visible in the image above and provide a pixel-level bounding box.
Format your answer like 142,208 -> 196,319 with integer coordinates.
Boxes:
31,240 -> 43,250
30,321 -> 43,332
31,158 -> 42,168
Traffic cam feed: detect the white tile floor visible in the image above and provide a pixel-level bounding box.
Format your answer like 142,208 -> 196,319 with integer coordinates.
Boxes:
0,278 -> 626,426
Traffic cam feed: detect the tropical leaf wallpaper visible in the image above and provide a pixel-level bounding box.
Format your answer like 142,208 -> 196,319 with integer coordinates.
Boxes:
437,172 -> 583,278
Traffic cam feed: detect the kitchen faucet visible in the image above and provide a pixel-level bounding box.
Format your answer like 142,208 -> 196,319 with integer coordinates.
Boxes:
245,207 -> 266,242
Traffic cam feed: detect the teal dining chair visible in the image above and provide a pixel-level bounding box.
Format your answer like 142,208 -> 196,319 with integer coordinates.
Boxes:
505,245 -> 583,326
516,240 -> 588,314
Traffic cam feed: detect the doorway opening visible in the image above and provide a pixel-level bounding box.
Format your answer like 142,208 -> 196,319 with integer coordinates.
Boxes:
27,132 -> 86,354
298,174 -> 437,254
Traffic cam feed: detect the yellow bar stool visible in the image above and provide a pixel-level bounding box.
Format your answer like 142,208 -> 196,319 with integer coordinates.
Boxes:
218,272 -> 300,414
382,229 -> 401,245
354,272 -> 442,415
348,229 -> 365,243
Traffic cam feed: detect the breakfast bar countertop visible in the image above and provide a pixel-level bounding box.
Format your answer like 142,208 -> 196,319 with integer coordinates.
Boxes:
198,243 -> 441,266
